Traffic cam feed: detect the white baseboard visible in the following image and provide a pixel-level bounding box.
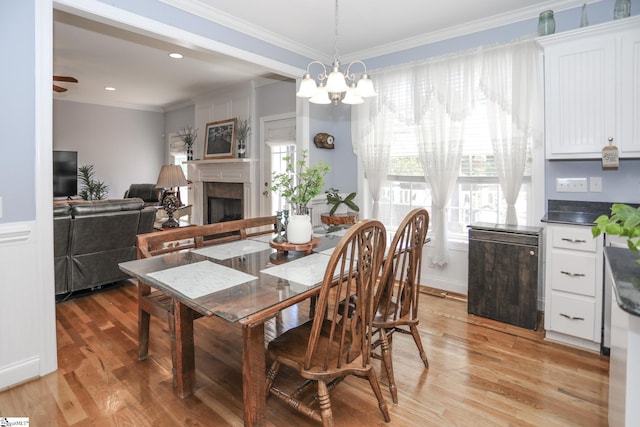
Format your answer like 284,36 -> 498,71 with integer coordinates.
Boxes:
0,357 -> 40,391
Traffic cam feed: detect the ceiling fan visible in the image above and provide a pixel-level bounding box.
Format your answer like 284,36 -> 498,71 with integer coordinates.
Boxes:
53,75 -> 78,92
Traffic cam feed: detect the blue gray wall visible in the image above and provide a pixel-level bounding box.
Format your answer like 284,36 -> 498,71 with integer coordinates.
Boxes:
0,1 -> 36,223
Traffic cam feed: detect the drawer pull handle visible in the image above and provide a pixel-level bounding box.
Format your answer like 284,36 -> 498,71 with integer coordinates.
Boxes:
560,271 -> 586,277
560,313 -> 585,321
561,238 -> 587,243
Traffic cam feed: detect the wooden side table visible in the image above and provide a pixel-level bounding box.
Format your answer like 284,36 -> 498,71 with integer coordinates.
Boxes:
320,212 -> 359,225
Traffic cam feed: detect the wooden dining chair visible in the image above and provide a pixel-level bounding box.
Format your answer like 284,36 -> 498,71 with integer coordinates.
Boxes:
372,208 -> 430,404
265,220 -> 391,426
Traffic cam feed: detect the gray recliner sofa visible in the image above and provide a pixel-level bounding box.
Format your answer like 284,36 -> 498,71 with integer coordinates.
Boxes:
54,198 -> 156,296
124,183 -> 162,207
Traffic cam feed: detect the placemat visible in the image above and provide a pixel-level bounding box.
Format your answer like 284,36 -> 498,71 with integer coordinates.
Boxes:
148,261 -> 257,299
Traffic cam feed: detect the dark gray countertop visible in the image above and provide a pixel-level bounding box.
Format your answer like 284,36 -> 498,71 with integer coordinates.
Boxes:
541,200 -> 614,226
468,222 -> 542,235
542,200 -> 640,226
605,247 -> 640,317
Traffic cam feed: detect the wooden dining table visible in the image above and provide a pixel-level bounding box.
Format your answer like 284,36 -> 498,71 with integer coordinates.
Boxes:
119,228 -> 348,427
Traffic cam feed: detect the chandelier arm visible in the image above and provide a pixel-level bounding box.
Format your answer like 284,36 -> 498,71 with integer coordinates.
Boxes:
344,60 -> 368,83
305,61 -> 329,82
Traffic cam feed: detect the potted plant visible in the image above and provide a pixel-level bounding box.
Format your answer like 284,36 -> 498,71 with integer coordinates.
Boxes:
592,203 -> 640,264
236,118 -> 251,158
271,149 -> 330,243
178,125 -> 198,160
78,164 -> 109,200
325,187 -> 359,215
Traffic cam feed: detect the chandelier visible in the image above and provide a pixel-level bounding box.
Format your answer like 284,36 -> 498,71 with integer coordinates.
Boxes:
296,0 -> 376,105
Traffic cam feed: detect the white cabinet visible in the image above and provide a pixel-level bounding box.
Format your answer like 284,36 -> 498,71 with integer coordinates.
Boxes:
540,16 -> 640,159
544,224 -> 603,351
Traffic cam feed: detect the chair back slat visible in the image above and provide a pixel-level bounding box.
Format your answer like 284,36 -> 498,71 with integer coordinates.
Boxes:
375,209 -> 429,324
136,216 -> 277,259
304,220 -> 386,371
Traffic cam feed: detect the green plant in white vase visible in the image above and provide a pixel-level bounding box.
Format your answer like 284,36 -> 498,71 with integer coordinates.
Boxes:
271,149 -> 330,214
592,203 -> 640,264
271,149 -> 330,244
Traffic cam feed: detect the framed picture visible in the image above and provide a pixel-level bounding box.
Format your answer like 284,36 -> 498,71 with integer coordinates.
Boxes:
204,118 -> 236,159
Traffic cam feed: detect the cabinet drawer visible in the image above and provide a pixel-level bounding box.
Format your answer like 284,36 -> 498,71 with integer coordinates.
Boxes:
549,251 -> 597,296
551,227 -> 597,252
549,292 -> 596,341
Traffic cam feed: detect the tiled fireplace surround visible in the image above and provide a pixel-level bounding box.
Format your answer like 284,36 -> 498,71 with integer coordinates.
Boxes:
187,158 -> 325,226
187,159 -> 260,225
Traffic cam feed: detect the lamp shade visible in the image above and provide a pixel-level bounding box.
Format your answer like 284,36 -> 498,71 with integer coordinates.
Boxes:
356,74 -> 377,98
296,74 -> 318,98
325,69 -> 348,93
342,84 -> 364,104
309,84 -> 332,105
156,165 -> 187,189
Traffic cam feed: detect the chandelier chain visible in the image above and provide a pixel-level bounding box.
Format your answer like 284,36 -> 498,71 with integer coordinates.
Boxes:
333,0 -> 340,63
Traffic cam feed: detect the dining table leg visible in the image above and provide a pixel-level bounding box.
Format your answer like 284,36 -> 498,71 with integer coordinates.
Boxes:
171,299 -> 195,398
242,322 -> 266,427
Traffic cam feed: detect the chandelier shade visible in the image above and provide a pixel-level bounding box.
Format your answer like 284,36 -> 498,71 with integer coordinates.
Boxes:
296,74 -> 318,98
309,84 -> 332,104
342,84 -> 364,105
296,0 -> 376,105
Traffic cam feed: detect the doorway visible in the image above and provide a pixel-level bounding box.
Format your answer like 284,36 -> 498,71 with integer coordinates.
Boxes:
260,114 -> 296,216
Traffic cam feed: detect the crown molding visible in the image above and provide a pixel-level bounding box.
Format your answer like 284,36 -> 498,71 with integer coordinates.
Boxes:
160,0 -> 331,63
162,0 -> 590,66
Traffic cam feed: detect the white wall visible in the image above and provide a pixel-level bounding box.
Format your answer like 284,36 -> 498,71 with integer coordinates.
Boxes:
0,0 -> 58,390
53,100 -> 165,198
193,82 -> 255,161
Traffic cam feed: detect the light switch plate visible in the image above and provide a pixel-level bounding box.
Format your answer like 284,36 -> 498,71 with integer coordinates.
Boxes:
0,196 -> 3,218
590,177 -> 602,192
556,178 -> 588,192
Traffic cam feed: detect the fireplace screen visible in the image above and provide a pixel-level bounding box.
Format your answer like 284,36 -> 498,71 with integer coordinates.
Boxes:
203,181 -> 244,224
208,197 -> 242,224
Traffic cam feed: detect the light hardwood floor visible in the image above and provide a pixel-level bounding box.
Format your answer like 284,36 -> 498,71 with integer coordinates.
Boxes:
1,282 -> 609,426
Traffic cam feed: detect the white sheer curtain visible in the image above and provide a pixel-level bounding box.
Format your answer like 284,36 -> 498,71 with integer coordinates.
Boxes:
480,39 -> 543,225
352,38 -> 541,265
352,68 -> 415,218
351,103 -> 393,218
414,55 -> 478,266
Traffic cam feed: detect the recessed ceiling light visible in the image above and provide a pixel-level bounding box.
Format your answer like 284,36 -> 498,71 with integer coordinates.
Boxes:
169,52 -> 183,59
104,86 -> 116,91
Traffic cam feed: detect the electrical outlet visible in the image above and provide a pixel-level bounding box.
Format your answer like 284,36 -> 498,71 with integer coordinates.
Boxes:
556,178 -> 588,192
590,177 -> 602,192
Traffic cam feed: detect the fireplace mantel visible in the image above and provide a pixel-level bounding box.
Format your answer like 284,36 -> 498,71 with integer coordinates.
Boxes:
187,159 -> 259,225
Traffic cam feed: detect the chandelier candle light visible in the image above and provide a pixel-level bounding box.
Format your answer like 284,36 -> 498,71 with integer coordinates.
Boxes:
296,0 -> 376,105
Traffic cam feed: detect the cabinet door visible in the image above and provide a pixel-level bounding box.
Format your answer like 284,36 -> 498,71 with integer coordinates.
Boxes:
468,238 -> 538,330
619,28 -> 640,157
544,37 -> 616,159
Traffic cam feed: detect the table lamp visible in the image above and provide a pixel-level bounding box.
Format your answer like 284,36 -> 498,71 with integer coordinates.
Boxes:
156,165 -> 188,228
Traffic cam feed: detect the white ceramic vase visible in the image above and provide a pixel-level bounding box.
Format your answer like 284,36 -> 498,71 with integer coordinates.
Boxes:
287,208 -> 312,244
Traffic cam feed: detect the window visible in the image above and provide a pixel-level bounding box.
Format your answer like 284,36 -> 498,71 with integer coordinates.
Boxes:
377,93 -> 532,241
269,143 -> 296,213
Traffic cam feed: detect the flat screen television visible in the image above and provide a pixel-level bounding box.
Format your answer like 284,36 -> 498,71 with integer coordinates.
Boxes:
53,150 -> 78,198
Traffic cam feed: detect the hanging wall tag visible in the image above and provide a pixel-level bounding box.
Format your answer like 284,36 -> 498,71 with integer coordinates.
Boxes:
602,138 -> 619,169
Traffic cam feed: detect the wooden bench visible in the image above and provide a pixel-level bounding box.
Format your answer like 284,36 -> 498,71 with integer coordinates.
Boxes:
135,216 -> 278,374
